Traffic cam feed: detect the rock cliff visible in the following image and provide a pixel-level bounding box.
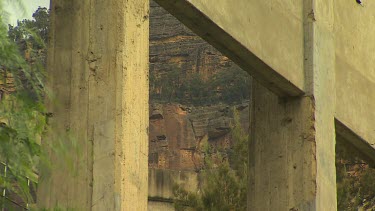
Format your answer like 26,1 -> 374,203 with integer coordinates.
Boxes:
148,3 -> 250,209
148,0 -> 251,173
149,102 -> 250,171
149,1 -> 250,106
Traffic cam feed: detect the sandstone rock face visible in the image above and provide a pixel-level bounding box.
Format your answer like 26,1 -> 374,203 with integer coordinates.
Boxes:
148,2 -> 250,210
149,1 -> 250,172
148,103 -> 250,171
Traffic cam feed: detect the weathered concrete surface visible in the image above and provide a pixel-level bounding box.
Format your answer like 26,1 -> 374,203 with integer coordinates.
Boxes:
38,0 -> 149,210
334,1 -> 375,152
154,0 -> 304,96
249,83 -> 317,210
249,0 -> 337,210
147,169 -> 198,211
306,0 -> 337,210
148,169 -> 197,210
39,0 -> 375,210
148,201 -> 174,211
148,169 -> 198,200
154,0 -> 375,167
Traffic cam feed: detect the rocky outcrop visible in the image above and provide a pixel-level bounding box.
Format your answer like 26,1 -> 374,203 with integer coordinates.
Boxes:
148,2 -> 250,210
0,70 -> 16,99
149,102 -> 250,171
148,102 -> 250,210
150,103 -> 164,120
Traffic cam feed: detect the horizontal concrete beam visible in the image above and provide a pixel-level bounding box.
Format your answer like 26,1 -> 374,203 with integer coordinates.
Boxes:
335,119 -> 375,166
334,0 -> 375,155
154,0 -> 304,97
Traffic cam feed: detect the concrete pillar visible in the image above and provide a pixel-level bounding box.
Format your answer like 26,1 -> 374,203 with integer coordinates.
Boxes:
248,0 -> 336,210
37,0 -> 149,210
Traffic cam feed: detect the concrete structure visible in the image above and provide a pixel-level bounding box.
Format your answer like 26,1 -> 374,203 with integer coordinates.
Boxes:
37,0 -> 149,210
39,0 -> 375,210
148,169 -> 198,211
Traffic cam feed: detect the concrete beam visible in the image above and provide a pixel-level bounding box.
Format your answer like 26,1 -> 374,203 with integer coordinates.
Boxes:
154,0 -> 304,97
334,0 -> 375,152
335,120 -> 375,167
37,0 -> 149,210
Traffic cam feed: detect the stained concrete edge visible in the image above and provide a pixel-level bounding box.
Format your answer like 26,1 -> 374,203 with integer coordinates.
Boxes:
335,119 -> 375,166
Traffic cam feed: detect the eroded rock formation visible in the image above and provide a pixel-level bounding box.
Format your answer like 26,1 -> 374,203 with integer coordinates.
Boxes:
148,102 -> 250,171
147,2 -> 250,210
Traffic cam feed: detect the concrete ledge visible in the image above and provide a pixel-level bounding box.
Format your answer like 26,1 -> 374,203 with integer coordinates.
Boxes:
154,0 -> 304,97
335,119 -> 375,166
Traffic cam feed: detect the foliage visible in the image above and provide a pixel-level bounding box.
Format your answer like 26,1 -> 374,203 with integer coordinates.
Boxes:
210,67 -> 250,104
0,1 -> 48,207
336,141 -> 375,211
150,67 -> 251,106
8,7 -> 49,51
173,111 -> 249,211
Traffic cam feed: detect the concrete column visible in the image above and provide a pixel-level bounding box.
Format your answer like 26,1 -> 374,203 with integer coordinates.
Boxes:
248,0 -> 336,210
37,0 -> 149,210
